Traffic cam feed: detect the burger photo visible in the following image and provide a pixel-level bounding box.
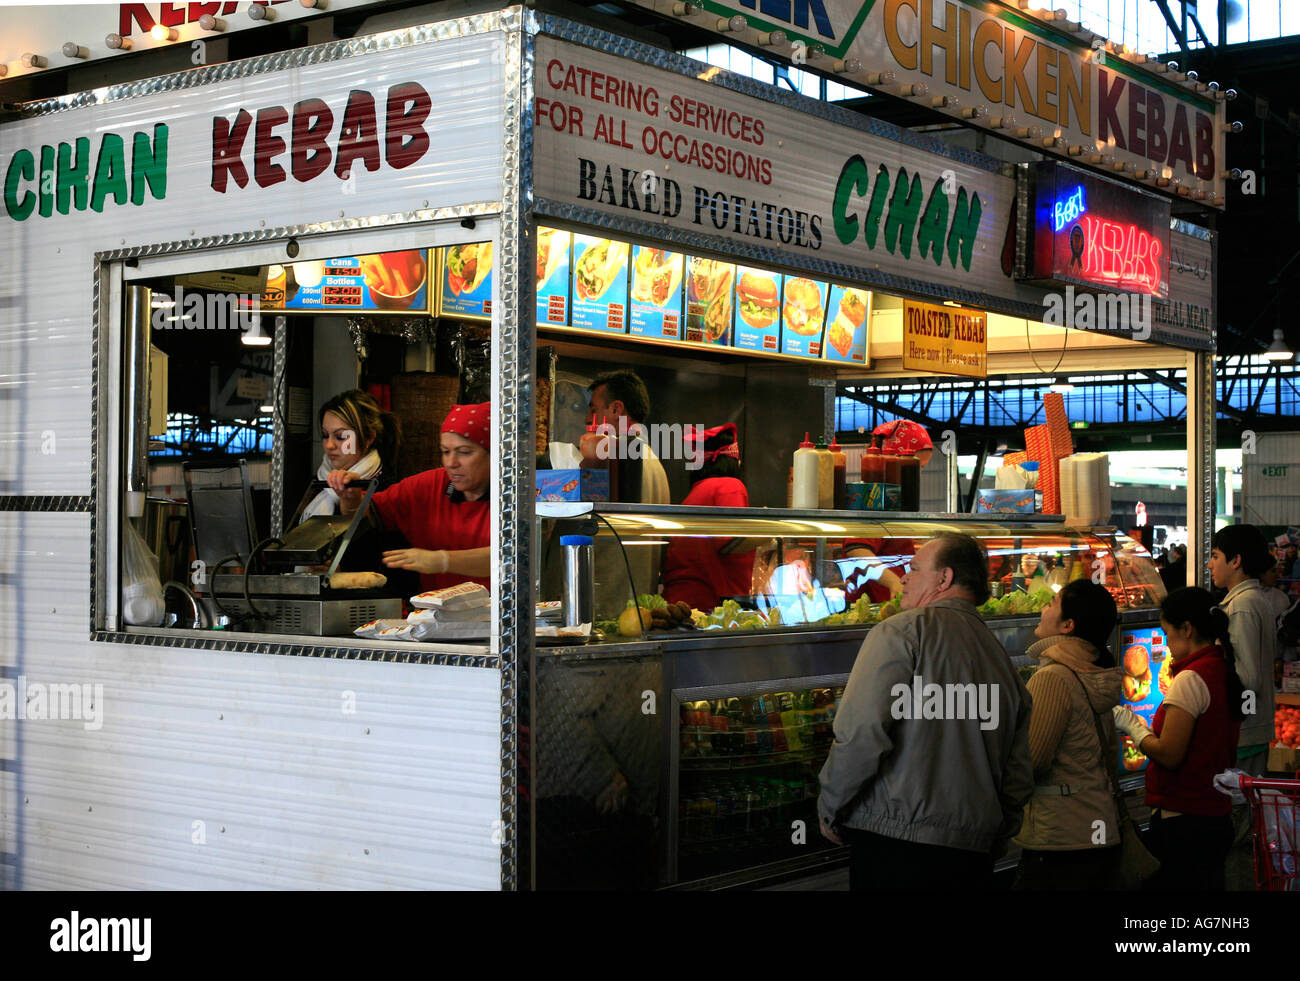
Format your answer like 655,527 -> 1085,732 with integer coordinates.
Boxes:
735,270 -> 780,329
782,278 -> 825,336
1123,670 -> 1152,702
1123,644 -> 1149,678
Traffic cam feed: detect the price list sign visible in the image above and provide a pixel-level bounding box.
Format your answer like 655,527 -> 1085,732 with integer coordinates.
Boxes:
536,228 -> 571,326
628,245 -> 685,340
570,235 -> 629,334
262,251 -> 430,313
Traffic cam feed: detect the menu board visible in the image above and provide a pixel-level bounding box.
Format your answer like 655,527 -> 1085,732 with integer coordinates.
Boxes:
536,227 -> 571,327
1117,626 -> 1169,777
684,257 -> 735,346
731,266 -> 782,353
823,286 -> 872,365
570,236 -> 630,333
628,245 -> 685,340
261,251 -> 431,313
439,242 -> 494,320
780,276 -> 828,359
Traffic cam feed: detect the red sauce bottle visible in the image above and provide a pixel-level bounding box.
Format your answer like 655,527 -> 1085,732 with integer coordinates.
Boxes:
860,437 -> 885,483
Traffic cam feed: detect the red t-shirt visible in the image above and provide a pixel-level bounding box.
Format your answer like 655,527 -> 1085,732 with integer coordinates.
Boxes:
371,468 -> 491,593
662,477 -> 754,610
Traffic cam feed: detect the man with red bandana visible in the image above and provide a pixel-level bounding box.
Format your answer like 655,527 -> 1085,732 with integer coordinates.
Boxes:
328,402 -> 492,592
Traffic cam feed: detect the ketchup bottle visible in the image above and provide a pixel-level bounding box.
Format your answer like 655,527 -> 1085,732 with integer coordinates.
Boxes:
829,437 -> 847,510
882,446 -> 902,486
860,437 -> 884,484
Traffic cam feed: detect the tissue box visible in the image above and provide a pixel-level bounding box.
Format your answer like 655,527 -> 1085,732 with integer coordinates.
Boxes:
846,482 -> 901,510
536,469 -> 610,502
977,489 -> 1036,513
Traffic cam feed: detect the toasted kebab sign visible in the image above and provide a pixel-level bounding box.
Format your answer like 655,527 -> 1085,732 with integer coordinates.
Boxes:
627,0 -> 1226,205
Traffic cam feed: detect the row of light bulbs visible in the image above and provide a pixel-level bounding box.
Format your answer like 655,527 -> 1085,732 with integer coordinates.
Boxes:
669,2 -> 1240,206
0,1 -> 322,73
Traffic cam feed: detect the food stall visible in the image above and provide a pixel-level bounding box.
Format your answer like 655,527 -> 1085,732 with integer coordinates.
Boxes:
0,3 -> 1216,890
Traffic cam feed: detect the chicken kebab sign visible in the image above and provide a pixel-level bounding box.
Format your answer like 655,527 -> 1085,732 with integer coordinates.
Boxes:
532,35 -> 1012,302
624,0 -> 1227,205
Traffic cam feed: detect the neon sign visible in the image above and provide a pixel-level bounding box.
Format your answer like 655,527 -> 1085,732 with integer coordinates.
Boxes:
1053,186 -> 1087,232
1077,215 -> 1164,294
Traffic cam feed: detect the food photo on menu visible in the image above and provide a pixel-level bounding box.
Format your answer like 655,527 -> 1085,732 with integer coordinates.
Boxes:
732,267 -> 781,353
685,256 -> 735,346
1117,627 -> 1168,773
570,235 -> 630,333
779,276 -> 828,359
628,245 -> 685,339
441,242 -> 494,317
536,227 -> 572,326
823,285 -> 871,364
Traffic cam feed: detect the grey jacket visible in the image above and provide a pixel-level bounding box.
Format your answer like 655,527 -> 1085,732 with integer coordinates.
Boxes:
1221,579 -> 1278,747
818,597 -> 1035,854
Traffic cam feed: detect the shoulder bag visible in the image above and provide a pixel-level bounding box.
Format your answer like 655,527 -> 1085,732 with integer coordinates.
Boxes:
1060,665 -> 1161,890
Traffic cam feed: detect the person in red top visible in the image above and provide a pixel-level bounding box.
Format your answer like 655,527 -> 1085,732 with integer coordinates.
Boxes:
661,424 -> 755,611
872,418 -> 934,466
1113,587 -> 1245,891
327,402 -> 492,593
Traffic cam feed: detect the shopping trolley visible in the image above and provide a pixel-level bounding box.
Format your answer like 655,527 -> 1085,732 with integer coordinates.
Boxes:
1238,774 -> 1300,891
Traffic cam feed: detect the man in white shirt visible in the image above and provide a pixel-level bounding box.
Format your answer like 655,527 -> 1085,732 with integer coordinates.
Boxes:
586,370 -> 670,505
586,370 -> 670,614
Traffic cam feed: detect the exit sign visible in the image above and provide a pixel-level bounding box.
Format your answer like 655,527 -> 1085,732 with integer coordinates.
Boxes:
1262,465 -> 1289,477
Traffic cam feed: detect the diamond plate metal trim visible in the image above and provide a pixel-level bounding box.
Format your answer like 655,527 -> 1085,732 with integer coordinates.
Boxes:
11,13 -> 506,118
91,630 -> 500,667
95,202 -> 502,264
0,496 -> 93,511
529,11 -> 1007,175
497,13 -> 534,893
270,315 -> 287,539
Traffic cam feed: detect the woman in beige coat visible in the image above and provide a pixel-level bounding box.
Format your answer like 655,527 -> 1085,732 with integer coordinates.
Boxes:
1013,579 -> 1125,890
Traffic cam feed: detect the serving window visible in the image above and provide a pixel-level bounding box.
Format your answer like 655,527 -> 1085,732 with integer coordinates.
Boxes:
97,222 -> 503,650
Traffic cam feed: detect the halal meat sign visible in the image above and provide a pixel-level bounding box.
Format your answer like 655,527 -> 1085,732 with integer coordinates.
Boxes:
1026,161 -> 1171,298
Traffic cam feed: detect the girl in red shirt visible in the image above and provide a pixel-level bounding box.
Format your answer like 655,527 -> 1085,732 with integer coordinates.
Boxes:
1113,587 -> 1246,891
662,424 -> 755,611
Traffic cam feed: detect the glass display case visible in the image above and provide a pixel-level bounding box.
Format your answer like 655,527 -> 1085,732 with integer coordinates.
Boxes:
534,505 -> 1167,888
537,505 -> 1168,643
674,675 -> 847,882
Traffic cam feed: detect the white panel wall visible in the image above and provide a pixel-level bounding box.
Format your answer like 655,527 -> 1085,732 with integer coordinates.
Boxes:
0,512 -> 502,890
1241,432 -> 1300,527
0,28 -> 505,495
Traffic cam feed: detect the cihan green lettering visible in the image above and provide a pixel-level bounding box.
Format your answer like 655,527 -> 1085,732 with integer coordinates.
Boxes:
833,154 -> 982,271
3,123 -> 168,222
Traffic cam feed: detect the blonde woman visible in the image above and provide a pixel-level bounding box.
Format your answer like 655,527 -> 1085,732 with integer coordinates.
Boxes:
303,389 -> 401,522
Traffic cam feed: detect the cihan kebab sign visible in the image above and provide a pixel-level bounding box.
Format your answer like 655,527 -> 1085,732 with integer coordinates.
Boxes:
631,0 -> 1228,205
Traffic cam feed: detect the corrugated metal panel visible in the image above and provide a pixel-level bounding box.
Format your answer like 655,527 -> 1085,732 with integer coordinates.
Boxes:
1,512 -> 502,890
1241,432 -> 1300,527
